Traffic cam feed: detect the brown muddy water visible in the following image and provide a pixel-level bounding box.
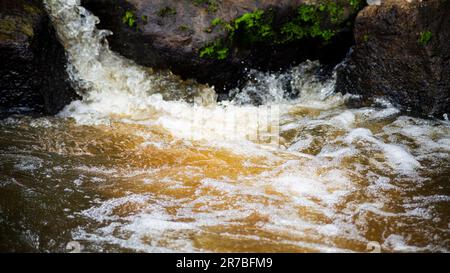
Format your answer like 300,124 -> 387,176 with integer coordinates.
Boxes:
0,0 -> 449,252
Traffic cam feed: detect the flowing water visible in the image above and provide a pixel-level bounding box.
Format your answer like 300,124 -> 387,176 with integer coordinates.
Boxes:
0,0 -> 449,252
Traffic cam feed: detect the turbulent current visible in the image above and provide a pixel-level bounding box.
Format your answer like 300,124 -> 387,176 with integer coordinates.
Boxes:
0,0 -> 449,252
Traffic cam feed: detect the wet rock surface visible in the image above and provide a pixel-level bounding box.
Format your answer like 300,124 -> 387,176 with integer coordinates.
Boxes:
0,0 -> 78,116
336,0 -> 450,118
82,0 -> 363,92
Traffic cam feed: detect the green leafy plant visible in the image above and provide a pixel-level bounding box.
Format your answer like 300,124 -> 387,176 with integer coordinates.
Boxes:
198,0 -> 365,60
228,9 -> 274,44
419,31 -> 433,45
204,18 -> 224,33
122,11 -> 137,28
325,1 -> 345,23
199,42 -> 229,60
211,18 -> 223,27
280,1 -> 345,43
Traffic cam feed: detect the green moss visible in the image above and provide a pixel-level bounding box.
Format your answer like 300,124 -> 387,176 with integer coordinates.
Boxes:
0,4 -> 44,41
22,3 -> 42,15
122,11 -> 137,28
157,7 -> 177,17
0,17 -> 19,35
0,16 -> 34,38
20,22 -> 34,37
419,31 -> 433,45
199,41 -> 229,60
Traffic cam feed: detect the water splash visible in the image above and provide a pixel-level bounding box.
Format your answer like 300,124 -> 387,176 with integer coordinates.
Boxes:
45,0 -> 347,146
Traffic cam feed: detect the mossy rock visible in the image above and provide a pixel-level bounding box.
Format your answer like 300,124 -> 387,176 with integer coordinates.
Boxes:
336,0 -> 450,118
0,1 -> 44,44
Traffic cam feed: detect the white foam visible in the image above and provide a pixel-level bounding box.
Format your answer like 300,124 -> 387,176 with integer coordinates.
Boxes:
380,143 -> 420,174
331,111 -> 355,129
14,156 -> 43,171
344,127 -> 420,174
81,194 -> 150,222
382,234 -> 423,252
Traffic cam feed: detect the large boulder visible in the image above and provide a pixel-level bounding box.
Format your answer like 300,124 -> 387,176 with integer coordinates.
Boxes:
82,0 -> 364,91
336,0 -> 450,118
0,0 -> 78,115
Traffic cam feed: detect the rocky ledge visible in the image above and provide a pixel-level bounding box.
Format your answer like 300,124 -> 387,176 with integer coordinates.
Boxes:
81,0 -> 365,91
0,0 -> 78,115
336,0 -> 450,118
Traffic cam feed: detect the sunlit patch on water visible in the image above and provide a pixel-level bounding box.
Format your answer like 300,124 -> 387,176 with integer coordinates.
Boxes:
0,0 -> 449,252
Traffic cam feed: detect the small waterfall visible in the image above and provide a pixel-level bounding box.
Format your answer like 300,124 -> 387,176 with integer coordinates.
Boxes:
45,0 -> 157,98
44,0 -> 345,145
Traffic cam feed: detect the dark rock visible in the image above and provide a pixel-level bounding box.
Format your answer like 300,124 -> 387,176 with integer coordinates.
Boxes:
336,0 -> 450,118
0,0 -> 79,115
81,0 -> 363,92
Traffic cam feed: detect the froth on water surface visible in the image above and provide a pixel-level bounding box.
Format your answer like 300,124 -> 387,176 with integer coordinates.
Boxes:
1,100 -> 449,252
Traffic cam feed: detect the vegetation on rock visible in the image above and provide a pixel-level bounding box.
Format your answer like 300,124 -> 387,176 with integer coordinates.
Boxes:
199,0 -> 365,60
88,0 -> 364,91
199,41 -> 229,60
419,31 -> 433,45
122,11 -> 137,28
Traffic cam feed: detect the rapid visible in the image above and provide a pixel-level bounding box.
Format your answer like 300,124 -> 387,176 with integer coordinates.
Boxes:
0,0 -> 449,252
